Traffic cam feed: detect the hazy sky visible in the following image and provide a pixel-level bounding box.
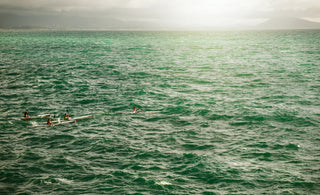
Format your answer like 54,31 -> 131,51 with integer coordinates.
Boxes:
1,0 -> 320,29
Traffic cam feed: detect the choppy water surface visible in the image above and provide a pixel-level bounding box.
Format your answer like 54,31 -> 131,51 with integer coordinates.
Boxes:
0,30 -> 320,194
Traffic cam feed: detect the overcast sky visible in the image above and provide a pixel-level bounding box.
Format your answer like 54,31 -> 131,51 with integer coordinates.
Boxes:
1,0 -> 320,29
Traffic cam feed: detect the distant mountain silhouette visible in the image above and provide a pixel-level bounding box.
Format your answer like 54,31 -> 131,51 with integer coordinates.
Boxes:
255,17 -> 320,30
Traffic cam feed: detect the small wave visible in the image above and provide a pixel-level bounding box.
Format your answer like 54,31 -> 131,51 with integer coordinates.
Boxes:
229,121 -> 252,126
195,109 -> 211,116
56,178 -> 73,184
181,144 -> 214,150
285,143 -> 300,150
156,181 -> 171,185
235,73 -> 255,77
207,114 -> 233,121
272,111 -> 316,127
272,143 -> 300,150
169,117 -> 192,127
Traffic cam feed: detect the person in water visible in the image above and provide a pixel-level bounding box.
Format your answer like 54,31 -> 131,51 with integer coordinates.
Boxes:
24,111 -> 30,119
133,107 -> 142,113
64,113 -> 70,120
47,118 -> 54,126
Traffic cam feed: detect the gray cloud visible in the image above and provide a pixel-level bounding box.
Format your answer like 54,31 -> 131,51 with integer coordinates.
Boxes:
1,0 -> 320,29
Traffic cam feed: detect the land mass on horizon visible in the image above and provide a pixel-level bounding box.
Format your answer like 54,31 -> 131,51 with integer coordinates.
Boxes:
253,17 -> 320,30
1,13 -> 320,30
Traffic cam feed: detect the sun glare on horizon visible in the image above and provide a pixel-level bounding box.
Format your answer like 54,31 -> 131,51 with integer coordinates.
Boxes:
160,0 -> 268,27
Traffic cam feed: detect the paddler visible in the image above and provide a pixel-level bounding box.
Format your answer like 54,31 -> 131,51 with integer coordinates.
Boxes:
47,118 -> 54,126
133,106 -> 142,113
64,113 -> 70,120
64,109 -> 71,120
24,111 -> 30,119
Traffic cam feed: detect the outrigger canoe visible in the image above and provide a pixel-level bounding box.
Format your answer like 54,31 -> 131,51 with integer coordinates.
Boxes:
35,120 -> 77,127
42,115 -> 94,124
15,114 -> 53,120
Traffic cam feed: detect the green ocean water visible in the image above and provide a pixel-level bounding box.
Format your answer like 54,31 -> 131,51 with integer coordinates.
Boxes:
0,30 -> 320,194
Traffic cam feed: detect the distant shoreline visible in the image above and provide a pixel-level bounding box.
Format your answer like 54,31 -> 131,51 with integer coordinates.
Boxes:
1,28 -> 320,32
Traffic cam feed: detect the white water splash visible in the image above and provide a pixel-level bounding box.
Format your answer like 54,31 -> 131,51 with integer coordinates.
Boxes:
30,121 -> 38,126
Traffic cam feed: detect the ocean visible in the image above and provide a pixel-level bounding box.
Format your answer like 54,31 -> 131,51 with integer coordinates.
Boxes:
0,30 -> 319,194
